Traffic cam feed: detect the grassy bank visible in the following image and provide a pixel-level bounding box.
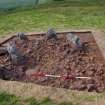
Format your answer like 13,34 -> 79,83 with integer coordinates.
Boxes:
1,91 -> 105,105
0,0 -> 105,36
0,92 -> 78,105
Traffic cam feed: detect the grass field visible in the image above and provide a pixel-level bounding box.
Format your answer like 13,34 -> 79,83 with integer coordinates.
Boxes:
0,0 -> 105,36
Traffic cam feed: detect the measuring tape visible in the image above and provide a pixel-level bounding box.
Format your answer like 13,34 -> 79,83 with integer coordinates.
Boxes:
29,71 -> 91,80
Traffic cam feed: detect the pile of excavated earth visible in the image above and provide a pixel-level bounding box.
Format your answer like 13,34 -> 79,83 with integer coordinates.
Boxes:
0,29 -> 105,92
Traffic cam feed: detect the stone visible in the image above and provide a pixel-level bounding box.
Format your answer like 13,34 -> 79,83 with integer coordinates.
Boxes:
6,41 -> 26,65
87,84 -> 96,92
46,28 -> 58,40
66,33 -> 83,48
17,32 -> 28,41
0,47 -> 8,56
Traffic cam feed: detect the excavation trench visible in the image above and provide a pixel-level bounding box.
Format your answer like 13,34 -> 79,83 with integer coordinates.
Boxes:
0,31 -> 105,92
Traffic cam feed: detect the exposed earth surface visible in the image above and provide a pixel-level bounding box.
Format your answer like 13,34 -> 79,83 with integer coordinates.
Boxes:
0,32 -> 105,92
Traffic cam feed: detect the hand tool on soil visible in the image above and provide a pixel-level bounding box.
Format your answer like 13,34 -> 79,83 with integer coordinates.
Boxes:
46,28 -> 58,40
29,71 -> 91,80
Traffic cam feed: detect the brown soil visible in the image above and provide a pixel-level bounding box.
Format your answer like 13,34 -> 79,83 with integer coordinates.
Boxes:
0,32 -> 105,92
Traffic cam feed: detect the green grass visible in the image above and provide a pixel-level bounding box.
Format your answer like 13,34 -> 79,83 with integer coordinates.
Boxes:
0,92 -> 20,105
0,0 -> 105,36
0,92 -> 79,105
1,91 -> 105,105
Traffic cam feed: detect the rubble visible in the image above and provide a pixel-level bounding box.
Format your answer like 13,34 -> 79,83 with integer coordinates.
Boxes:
0,31 -> 105,92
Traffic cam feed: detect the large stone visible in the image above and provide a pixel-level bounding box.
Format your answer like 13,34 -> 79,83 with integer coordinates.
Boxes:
66,33 -> 83,48
46,28 -> 58,40
0,47 -> 8,56
17,32 -> 28,41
